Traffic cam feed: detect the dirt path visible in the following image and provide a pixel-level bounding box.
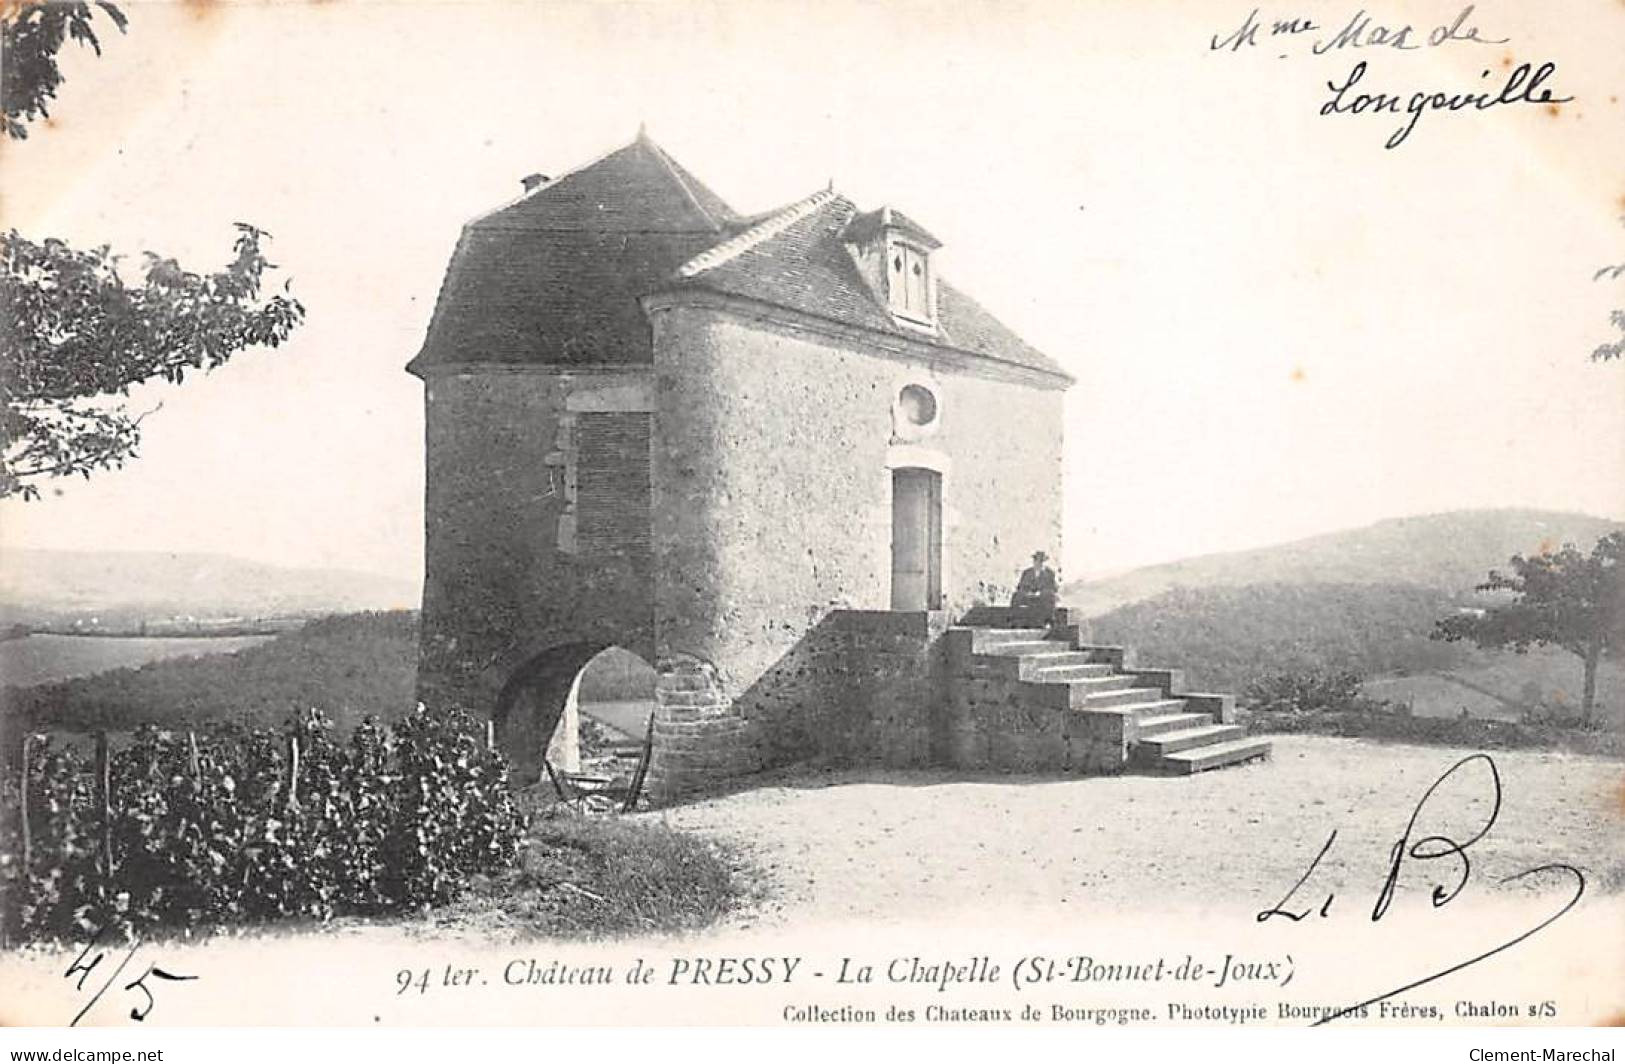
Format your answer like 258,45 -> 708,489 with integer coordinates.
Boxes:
652,736 -> 1625,928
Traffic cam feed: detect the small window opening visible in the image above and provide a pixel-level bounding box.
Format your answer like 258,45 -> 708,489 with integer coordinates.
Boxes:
899,384 -> 938,427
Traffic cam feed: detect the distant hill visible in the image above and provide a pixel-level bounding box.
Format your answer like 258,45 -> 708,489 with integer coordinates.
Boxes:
1087,582 -> 1473,692
0,549 -> 418,627
1085,581 -> 1622,723
1065,509 -> 1623,617
2,611 -> 419,736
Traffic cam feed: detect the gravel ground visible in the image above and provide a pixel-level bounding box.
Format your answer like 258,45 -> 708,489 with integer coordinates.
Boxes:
2,735 -> 1618,1026
650,735 -> 1625,927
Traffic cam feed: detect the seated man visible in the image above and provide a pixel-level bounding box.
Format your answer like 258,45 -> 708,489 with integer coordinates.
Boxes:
1010,550 -> 1059,617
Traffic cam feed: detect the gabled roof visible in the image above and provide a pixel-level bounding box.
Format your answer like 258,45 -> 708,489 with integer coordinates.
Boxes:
410,135 -> 1070,383
665,192 -> 1069,381
842,205 -> 943,250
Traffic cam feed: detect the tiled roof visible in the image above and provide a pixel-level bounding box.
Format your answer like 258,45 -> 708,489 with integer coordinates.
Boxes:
675,189 -> 838,279
667,193 -> 1070,380
410,135 -> 1069,382
411,134 -> 735,370
843,205 -> 943,250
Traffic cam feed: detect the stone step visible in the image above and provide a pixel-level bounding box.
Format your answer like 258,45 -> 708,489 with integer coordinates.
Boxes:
1133,711 -> 1213,737
1122,699 -> 1190,717
1024,661 -> 1117,682
1079,685 -> 1169,709
971,627 -> 1051,646
975,639 -> 1068,658
1018,650 -> 1098,669
1137,723 -> 1245,755
1159,737 -> 1273,775
962,627 -> 1053,653
1071,698 -> 1188,718
1032,670 -> 1135,690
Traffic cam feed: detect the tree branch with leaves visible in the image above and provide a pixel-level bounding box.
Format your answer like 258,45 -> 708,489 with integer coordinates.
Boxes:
1592,215 -> 1625,363
1593,262 -> 1624,363
1,2 -> 306,499
1,225 -> 306,498
1,0 -> 127,139
1433,532 -> 1624,723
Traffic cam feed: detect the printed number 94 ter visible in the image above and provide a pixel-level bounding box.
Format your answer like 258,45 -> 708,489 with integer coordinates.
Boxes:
397,968 -> 432,995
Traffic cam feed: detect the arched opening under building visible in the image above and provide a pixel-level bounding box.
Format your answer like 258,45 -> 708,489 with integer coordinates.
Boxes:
492,643 -> 657,789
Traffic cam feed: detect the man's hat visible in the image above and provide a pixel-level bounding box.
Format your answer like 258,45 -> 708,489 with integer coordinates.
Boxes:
1032,551 -> 1048,561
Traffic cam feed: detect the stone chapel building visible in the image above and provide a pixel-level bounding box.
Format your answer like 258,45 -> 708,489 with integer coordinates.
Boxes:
409,132 -> 1266,799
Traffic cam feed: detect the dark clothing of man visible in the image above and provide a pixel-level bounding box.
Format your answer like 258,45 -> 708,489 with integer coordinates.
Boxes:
1012,560 -> 1058,613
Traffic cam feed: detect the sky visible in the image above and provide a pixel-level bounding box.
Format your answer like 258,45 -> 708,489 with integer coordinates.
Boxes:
1,0 -> 1622,588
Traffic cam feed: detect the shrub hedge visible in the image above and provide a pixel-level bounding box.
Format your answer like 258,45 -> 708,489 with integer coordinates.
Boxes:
0,705 -> 523,943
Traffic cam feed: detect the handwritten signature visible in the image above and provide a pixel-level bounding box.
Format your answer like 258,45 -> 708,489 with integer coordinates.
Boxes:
1207,5 -> 1571,149
1212,5 -> 1508,55
1320,60 -> 1573,149
1257,753 -> 1586,1026
63,924 -> 198,1026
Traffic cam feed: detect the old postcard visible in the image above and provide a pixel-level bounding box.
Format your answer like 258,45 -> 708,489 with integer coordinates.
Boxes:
0,0 -> 1622,1038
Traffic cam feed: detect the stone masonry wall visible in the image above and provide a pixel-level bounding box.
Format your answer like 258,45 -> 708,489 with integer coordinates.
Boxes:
418,369 -> 657,717
644,300 -> 1063,795
643,611 -> 946,801
942,630 -> 1132,774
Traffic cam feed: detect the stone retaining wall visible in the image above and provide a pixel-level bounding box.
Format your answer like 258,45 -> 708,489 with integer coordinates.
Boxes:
644,610 -> 947,800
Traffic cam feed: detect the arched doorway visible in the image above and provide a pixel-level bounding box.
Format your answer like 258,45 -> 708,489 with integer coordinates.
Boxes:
492,643 -> 657,788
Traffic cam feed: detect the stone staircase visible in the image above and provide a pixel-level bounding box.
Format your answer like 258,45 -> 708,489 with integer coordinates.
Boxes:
945,612 -> 1270,775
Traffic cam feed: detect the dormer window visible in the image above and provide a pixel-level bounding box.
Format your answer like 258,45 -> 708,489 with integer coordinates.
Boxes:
889,241 -> 932,323
843,205 -> 943,331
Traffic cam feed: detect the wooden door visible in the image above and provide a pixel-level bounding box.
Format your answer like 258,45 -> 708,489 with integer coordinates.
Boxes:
890,468 -> 942,610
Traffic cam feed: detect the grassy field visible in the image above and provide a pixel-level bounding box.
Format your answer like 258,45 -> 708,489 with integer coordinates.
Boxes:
429,810 -> 747,940
0,633 -> 272,688
1364,646 -> 1624,726
1,611 -> 419,737
1246,707 -> 1625,758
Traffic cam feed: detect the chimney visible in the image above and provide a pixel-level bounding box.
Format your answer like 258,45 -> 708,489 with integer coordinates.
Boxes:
521,173 -> 550,193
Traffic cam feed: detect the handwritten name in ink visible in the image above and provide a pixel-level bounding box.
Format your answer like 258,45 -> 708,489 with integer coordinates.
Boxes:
1207,6 -> 1572,150
63,923 -> 198,1026
1212,5 -> 1508,56
1255,753 -> 1585,1026
1320,60 -> 1572,149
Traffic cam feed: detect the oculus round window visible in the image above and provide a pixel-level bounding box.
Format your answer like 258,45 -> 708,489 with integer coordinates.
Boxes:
898,384 -> 938,427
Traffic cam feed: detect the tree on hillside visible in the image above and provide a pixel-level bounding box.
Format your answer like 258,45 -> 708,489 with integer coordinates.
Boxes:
0,2 -> 305,499
1433,533 -> 1624,723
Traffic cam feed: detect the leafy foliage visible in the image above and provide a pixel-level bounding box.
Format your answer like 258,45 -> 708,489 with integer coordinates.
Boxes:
1594,305 -> 1625,363
1592,216 -> 1624,362
0,705 -> 524,942
3,611 -> 419,734
1,226 -> 306,498
1243,669 -> 1389,715
382,708 -> 520,907
1433,532 -> 1624,722
2,4 -> 305,498
1,1 -> 126,139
